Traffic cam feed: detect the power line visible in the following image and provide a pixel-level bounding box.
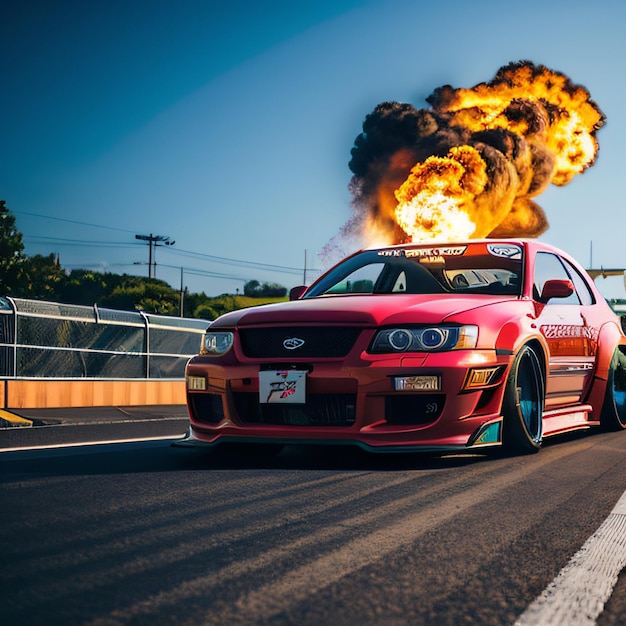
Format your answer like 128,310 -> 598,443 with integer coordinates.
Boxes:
160,245 -> 307,274
12,210 -> 138,234
25,234 -> 316,274
156,262 -> 251,282
17,211 -> 323,275
24,235 -> 302,274
62,260 -> 255,284
24,235 -> 138,248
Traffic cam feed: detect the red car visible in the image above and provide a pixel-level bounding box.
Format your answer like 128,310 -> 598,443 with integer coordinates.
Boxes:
179,240 -> 626,455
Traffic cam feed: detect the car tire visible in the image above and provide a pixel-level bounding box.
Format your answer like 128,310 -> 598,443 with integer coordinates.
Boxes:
600,345 -> 626,431
502,344 -> 544,454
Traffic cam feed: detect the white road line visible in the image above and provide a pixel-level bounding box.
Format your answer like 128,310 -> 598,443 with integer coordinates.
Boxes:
0,435 -> 179,454
515,490 -> 626,626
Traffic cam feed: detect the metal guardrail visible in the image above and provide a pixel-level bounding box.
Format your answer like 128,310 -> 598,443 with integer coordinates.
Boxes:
1,296 -> 622,380
0,297 -> 209,379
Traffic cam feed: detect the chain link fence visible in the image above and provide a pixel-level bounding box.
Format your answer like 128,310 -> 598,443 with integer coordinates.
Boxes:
0,297 -> 209,379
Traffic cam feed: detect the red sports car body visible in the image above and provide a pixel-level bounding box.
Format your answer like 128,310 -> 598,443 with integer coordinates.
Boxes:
179,240 -> 626,454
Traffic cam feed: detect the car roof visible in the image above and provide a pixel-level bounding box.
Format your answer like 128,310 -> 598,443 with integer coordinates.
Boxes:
364,238 -> 563,255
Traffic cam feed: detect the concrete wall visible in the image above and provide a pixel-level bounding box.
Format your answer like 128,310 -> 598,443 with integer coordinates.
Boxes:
1,379 -> 186,409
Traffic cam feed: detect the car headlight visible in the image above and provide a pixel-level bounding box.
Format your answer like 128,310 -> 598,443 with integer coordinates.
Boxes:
201,331 -> 234,355
370,325 -> 478,353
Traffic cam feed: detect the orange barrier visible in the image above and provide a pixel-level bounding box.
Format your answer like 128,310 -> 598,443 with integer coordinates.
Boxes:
1,379 -> 186,409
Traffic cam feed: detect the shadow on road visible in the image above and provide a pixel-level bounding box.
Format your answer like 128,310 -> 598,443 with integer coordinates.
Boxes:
0,438 -> 497,478
0,428 -> 598,480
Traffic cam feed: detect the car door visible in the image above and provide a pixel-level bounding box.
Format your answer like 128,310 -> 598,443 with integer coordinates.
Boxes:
533,251 -> 595,408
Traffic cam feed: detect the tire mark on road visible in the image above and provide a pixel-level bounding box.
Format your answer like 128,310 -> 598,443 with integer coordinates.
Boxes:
87,441 -> 595,625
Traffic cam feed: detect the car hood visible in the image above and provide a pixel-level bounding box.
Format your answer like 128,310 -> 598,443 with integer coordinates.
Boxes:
213,294 -> 516,328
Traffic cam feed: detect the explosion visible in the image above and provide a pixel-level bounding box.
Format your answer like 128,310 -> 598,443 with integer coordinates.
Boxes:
332,61 -> 605,252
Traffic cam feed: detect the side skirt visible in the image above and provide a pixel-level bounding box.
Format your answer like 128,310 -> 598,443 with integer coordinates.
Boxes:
541,404 -> 599,437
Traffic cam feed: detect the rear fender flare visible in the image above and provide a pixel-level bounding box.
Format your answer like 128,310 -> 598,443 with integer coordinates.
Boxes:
585,321 -> 626,417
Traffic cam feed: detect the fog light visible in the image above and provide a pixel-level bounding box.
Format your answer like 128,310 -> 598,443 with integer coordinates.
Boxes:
394,375 -> 440,391
187,375 -> 207,390
463,367 -> 502,390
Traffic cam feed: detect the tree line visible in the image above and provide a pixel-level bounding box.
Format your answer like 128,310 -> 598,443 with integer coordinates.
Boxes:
0,201 -> 287,319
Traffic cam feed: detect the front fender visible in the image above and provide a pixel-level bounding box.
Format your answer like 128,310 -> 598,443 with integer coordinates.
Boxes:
496,319 -> 549,359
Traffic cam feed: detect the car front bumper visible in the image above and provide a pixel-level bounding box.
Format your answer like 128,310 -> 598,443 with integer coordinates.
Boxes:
183,349 -> 512,451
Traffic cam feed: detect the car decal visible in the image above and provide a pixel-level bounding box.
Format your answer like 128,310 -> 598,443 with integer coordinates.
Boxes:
540,324 -> 599,342
404,246 -> 467,258
487,243 -> 522,259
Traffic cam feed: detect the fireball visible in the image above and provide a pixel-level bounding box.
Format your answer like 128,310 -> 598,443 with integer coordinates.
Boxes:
339,60 -> 605,249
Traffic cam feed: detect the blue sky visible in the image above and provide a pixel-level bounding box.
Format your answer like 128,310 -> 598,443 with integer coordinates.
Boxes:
2,0 -> 625,299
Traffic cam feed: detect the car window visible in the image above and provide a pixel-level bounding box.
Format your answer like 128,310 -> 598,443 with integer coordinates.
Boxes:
533,252 -> 580,305
325,263 -> 385,294
561,258 -> 596,306
306,243 -> 523,298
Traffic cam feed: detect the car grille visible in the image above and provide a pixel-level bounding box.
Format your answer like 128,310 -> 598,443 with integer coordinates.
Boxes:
238,327 -> 362,359
233,392 -> 357,426
191,392 -> 444,428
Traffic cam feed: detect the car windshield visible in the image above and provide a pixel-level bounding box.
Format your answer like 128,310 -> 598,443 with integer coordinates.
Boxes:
305,242 -> 523,298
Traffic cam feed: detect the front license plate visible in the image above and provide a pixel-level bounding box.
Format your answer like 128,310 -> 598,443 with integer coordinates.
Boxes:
259,369 -> 307,404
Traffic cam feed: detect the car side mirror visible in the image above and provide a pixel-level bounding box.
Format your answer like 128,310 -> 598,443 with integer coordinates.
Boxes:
289,285 -> 308,300
540,279 -> 574,302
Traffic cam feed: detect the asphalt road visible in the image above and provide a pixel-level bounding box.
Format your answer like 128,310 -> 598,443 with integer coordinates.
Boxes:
1,412 -> 626,626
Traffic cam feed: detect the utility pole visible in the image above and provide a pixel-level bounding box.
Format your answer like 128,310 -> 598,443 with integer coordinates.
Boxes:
303,249 -> 307,284
135,233 -> 174,279
179,266 -> 184,317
